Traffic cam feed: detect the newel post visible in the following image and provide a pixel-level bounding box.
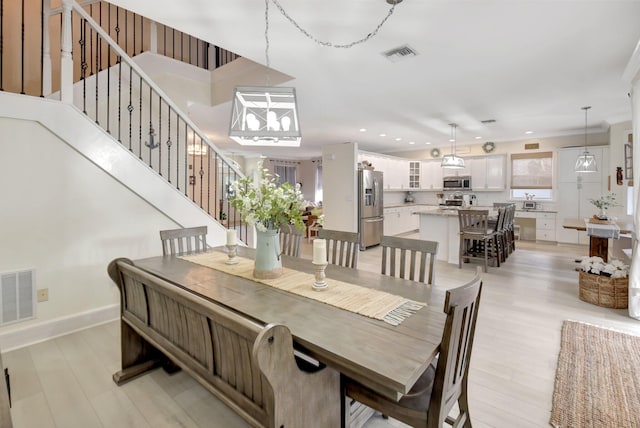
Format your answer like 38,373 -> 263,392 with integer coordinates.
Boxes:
59,0 -> 74,103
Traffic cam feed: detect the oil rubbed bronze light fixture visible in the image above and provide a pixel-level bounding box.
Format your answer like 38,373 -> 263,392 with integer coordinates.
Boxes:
575,106 -> 597,173
441,123 -> 465,169
229,0 -> 402,147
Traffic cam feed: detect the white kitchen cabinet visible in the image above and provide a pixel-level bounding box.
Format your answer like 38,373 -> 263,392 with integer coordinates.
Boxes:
555,146 -> 608,244
485,155 -> 506,190
557,146 -> 607,183
536,212 -> 556,241
409,161 -> 421,189
556,181 -> 603,244
469,155 -> 505,191
384,208 -> 400,236
421,160 -> 444,190
384,206 -> 420,236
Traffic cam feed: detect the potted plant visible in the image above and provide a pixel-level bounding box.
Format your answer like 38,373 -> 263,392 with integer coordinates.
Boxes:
589,192 -> 619,220
577,256 -> 629,308
230,163 -> 305,279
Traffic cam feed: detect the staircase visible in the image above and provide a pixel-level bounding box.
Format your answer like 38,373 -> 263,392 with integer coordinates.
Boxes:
0,0 -> 249,244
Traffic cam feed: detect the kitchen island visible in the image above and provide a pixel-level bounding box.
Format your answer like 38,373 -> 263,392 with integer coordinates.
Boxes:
414,206 -> 495,265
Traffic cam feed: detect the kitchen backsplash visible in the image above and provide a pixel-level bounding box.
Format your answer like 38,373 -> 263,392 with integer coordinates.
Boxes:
384,190 -> 558,211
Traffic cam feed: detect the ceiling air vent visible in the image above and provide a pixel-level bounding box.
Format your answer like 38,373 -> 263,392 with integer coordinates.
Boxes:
382,44 -> 418,62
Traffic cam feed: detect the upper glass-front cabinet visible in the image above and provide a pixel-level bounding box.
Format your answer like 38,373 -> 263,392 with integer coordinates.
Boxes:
409,161 -> 420,188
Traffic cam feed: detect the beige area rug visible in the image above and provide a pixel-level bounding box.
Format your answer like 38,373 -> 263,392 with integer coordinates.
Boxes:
550,320 -> 640,428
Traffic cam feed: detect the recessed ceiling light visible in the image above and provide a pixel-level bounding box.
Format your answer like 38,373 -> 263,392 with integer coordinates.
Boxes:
525,131 -> 533,134
409,141 -> 415,145
359,128 -> 367,132
475,136 -> 482,140
379,133 -> 386,137
395,137 -> 402,141
425,142 -> 431,145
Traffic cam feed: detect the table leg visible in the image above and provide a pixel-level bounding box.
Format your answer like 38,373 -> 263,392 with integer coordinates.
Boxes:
589,236 -> 608,262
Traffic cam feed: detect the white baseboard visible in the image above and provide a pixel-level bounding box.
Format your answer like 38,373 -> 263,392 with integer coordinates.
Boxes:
0,304 -> 119,352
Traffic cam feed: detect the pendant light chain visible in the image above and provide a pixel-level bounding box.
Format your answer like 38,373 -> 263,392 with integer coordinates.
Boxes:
265,0 -> 271,85
268,0 -> 399,49
583,105 -> 591,151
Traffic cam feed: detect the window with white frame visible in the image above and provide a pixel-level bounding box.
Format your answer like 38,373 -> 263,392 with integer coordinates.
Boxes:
315,161 -> 323,203
272,160 -> 298,187
510,152 -> 553,199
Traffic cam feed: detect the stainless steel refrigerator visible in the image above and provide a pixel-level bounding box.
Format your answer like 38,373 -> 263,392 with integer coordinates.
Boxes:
358,169 -> 384,250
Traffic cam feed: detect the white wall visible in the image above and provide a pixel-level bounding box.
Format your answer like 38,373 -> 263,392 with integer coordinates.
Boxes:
608,121 -> 633,222
0,117 -> 180,347
322,143 -> 357,232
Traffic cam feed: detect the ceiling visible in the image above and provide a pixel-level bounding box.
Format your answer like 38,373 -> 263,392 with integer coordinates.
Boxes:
109,0 -> 640,159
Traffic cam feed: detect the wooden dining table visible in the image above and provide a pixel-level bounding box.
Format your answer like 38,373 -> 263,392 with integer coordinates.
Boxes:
132,247 -> 446,402
562,218 -> 633,262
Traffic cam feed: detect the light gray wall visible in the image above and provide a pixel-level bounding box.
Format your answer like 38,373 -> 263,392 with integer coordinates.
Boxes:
322,143 -> 357,232
0,117 -> 179,337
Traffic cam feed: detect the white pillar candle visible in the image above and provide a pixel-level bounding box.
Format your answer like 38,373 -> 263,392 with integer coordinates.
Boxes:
226,229 -> 237,246
313,239 -> 327,264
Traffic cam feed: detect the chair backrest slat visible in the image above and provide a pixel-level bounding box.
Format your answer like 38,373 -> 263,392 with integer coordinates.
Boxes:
160,226 -> 208,256
429,267 -> 482,422
317,229 -> 359,269
380,236 -> 438,285
280,225 -> 304,258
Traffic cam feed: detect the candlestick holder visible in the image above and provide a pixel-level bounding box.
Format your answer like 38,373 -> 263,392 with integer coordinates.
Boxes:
312,261 -> 328,291
225,244 -> 239,265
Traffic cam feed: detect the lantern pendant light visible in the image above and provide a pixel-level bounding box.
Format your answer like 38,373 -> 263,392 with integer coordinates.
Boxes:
574,106 -> 597,173
441,123 -> 465,169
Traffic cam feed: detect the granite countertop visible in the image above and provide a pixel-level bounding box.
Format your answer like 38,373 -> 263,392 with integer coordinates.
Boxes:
515,209 -> 558,213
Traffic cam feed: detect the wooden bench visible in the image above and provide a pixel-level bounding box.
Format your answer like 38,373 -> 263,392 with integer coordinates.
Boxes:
108,258 -> 340,427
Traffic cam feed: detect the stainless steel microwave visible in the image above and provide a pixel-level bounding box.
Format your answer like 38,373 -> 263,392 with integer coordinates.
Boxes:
443,176 -> 472,190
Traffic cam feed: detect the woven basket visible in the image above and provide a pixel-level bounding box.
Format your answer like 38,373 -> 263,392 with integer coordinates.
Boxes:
578,271 -> 628,309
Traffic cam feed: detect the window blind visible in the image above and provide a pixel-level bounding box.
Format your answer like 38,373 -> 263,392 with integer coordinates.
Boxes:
510,152 -> 553,189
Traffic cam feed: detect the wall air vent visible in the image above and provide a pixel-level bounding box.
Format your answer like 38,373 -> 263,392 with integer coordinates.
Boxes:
0,269 -> 36,326
382,44 -> 418,62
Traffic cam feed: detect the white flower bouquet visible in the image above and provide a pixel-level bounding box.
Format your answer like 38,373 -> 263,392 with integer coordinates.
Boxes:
230,163 -> 306,232
579,256 -> 629,279
589,193 -> 619,210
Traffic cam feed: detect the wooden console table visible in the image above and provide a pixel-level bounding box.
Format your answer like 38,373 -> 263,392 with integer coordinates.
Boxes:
562,218 -> 633,262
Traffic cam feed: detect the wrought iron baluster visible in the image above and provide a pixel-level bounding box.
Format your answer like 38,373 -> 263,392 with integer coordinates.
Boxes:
166,105 -> 172,183
127,63 -> 133,151
94,18 -> 99,124
183,120 -> 188,196
158,96 -> 162,176
199,135 -> 204,207
206,142 -> 211,214
81,18 -> 87,113
106,44 -> 111,133
20,0 -> 24,94
132,12 -> 136,56
138,75 -> 142,159
39,0 -> 43,97
147,84 -> 153,165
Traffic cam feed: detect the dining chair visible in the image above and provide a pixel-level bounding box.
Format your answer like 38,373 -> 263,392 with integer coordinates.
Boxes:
506,204 -> 517,253
343,267 -> 483,428
317,229 -> 359,269
458,209 -> 499,273
159,225 -> 208,256
279,224 -> 304,258
493,207 -> 508,263
306,215 -> 322,242
380,236 -> 438,285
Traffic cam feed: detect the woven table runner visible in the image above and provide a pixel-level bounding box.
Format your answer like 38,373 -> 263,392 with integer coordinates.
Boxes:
180,252 -> 425,326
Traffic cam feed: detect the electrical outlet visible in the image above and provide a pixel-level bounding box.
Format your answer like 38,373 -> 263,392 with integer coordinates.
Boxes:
37,288 -> 49,302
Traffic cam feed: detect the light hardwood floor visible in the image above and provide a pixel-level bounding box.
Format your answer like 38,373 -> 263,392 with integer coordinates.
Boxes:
4,235 -> 639,427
